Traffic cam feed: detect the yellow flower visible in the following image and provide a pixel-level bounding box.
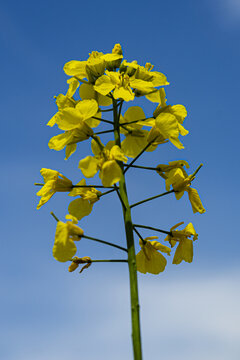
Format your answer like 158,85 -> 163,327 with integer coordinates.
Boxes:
165,222 -> 198,264
68,179 -> 101,220
63,44 -> 123,83
154,104 -> 188,149
160,164 -> 206,214
47,78 -> 79,128
53,220 -> 84,262
36,169 -> 72,209
119,60 -> 169,101
136,236 -> 171,274
48,99 -> 99,159
94,70 -> 156,102
79,138 -> 127,187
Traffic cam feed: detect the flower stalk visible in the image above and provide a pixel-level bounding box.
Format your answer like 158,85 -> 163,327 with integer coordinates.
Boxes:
113,98 -> 143,360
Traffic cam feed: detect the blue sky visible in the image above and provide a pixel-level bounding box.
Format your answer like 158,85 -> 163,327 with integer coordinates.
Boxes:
1,0 -> 240,359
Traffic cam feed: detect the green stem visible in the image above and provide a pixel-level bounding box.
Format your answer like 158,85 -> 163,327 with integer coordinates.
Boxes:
130,190 -> 174,208
82,234 -> 128,253
133,224 -> 171,236
50,211 -> 59,222
113,98 -> 143,360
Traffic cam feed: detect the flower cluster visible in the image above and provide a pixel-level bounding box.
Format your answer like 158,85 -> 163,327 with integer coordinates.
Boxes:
35,43 -> 205,275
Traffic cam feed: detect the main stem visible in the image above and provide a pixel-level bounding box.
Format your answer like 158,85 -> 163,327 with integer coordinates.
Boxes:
112,98 -> 143,360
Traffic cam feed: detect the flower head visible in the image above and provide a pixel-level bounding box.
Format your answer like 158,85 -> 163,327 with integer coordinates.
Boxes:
79,137 -> 127,187
68,179 -> 102,220
157,162 -> 206,214
136,236 -> 171,274
165,222 -> 198,264
53,219 -> 84,262
36,169 -> 72,209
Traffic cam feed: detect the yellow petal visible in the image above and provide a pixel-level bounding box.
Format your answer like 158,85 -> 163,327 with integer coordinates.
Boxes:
169,105 -> 187,124
121,133 -> 148,158
151,241 -> 171,255
52,221 -> 77,262
100,160 -> 122,187
110,145 -> 128,162
63,60 -> 87,77
75,99 -> 98,121
57,108 -> 84,130
65,144 -> 77,160
66,78 -> 79,97
156,112 -> 184,149
48,131 -> 74,151
113,87 -> 134,102
47,113 -> 59,127
79,156 -> 99,178
130,79 -> 155,92
136,246 -> 167,274
68,198 -> 93,220
94,75 -> 115,95
173,238 -> 193,264
187,187 -> 206,214
91,136 -> 104,155
40,168 -> 59,182
145,90 -> 162,103
85,111 -> 101,128
124,106 -> 145,126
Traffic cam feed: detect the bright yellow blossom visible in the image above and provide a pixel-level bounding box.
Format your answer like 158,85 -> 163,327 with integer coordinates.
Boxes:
63,44 -> 123,83
36,169 -> 72,209
48,99 -> 99,159
94,70 -> 156,102
165,222 -> 198,264
79,138 -> 127,187
52,220 -> 84,262
119,106 -> 167,157
68,179 -> 101,220
136,236 -> 171,274
164,166 -> 205,214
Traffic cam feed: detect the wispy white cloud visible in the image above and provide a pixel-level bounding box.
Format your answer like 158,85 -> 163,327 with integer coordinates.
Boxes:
2,268 -> 240,360
210,0 -> 240,28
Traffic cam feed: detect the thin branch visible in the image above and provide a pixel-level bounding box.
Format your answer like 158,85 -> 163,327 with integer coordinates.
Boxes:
98,188 -> 116,198
133,224 -> 171,236
123,138 -> 157,174
92,116 -> 114,125
73,185 -> 116,189
88,259 -> 128,263
50,212 -> 59,222
122,164 -> 158,171
95,129 -> 114,135
133,227 -> 146,245
120,117 -> 152,126
82,234 -> 128,253
114,184 -> 126,210
130,190 -> 175,208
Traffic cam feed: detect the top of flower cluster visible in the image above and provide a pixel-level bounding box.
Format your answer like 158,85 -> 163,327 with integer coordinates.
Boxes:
63,43 -> 169,102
